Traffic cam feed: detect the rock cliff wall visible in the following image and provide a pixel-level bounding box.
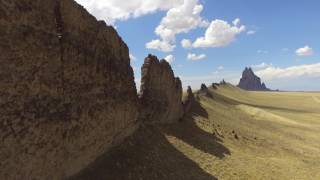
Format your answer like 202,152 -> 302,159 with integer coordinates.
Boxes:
139,54 -> 184,124
0,0 -> 195,179
0,0 -> 139,179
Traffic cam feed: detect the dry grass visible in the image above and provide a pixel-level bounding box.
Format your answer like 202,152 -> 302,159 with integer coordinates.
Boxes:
70,84 -> 320,180
191,84 -> 320,179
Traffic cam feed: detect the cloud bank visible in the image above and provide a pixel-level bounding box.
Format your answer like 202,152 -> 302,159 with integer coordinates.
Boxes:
255,63 -> 320,80
191,18 -> 246,48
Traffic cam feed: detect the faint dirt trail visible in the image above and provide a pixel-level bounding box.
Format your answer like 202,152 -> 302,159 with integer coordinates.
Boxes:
312,96 -> 320,104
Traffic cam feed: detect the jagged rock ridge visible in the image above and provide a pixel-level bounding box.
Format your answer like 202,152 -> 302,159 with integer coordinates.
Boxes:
238,67 -> 269,91
0,0 -> 139,179
139,54 -> 184,124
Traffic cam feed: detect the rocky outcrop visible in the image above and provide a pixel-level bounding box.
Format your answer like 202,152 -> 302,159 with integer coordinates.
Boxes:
238,67 -> 269,91
212,83 -> 219,89
0,0 -> 139,179
201,84 -> 208,91
198,83 -> 210,96
139,54 -> 184,124
182,86 -> 195,113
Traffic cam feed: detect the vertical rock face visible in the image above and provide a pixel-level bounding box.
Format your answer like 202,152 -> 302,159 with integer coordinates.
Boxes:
140,54 -> 183,123
0,0 -> 139,179
238,67 -> 269,91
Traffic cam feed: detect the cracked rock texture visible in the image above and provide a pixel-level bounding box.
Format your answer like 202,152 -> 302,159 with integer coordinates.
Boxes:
0,0 -> 139,179
139,54 -> 184,124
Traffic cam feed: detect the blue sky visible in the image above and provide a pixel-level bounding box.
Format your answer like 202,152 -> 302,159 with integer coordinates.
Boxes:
76,0 -> 320,91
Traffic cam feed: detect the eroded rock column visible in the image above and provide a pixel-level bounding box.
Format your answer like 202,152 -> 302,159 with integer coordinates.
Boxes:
139,54 -> 184,124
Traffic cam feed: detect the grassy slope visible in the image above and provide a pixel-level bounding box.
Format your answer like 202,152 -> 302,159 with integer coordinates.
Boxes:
70,84 -> 320,180
197,85 -> 320,179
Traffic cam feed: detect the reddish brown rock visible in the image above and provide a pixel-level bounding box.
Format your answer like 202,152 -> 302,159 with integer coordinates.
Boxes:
139,54 -> 184,123
0,0 -> 139,179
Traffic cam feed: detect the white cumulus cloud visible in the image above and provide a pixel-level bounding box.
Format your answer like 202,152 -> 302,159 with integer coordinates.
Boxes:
232,18 -> 241,26
145,39 -> 176,52
146,0 -> 208,52
164,54 -> 175,63
192,18 -> 246,48
76,0 -> 248,52
187,53 -> 206,61
181,39 -> 192,49
296,45 -> 314,56
75,0 -> 183,25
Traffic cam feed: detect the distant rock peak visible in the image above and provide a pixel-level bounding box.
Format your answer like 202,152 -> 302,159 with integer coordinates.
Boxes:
238,67 -> 269,91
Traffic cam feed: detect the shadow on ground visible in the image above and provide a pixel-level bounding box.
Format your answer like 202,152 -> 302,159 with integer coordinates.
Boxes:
68,100 -> 230,180
164,100 -> 230,159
